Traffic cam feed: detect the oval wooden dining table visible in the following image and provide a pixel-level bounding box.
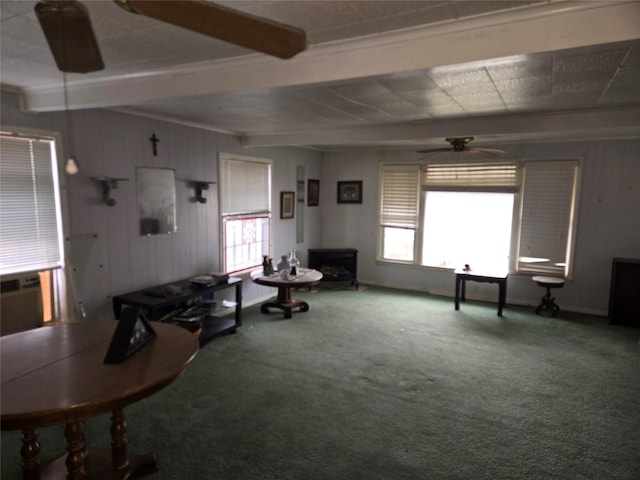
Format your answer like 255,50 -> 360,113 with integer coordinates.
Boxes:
250,268 -> 323,318
1,320 -> 199,480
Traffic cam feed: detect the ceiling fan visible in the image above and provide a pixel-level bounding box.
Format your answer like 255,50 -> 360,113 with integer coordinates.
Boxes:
417,137 -> 506,159
35,0 -> 307,74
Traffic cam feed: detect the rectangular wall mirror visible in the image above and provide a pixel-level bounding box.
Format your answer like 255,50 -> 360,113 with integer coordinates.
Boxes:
136,167 -> 177,236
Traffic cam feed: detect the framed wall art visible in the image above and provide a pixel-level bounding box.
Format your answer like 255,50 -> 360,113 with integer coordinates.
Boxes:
103,307 -> 156,364
337,180 -> 362,204
307,179 -> 320,207
280,191 -> 295,219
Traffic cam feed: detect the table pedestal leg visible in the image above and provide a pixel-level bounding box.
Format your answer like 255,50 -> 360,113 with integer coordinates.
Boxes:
20,428 -> 40,480
260,286 -> 310,319
498,280 -> 506,317
536,288 -> 560,317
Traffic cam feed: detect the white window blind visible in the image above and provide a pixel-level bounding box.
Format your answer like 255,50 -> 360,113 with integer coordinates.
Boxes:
380,164 -> 421,228
518,160 -> 578,276
0,134 -> 63,275
424,162 -> 520,192
219,155 -> 271,215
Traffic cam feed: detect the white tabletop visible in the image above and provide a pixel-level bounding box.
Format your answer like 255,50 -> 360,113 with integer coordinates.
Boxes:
251,268 -> 323,286
532,275 -> 565,285
454,268 -> 508,279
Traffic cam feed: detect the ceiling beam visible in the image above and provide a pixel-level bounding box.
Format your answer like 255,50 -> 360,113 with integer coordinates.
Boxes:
240,106 -> 640,148
21,1 -> 640,113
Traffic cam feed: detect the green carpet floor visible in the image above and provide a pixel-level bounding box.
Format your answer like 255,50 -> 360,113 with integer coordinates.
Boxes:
2,286 -> 640,479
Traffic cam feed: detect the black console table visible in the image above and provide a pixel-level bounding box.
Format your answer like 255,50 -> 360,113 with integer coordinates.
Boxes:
308,248 -> 358,289
112,277 -> 242,343
454,269 -> 508,317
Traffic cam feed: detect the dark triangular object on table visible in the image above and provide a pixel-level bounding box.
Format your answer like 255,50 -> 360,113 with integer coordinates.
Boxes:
104,307 -> 156,364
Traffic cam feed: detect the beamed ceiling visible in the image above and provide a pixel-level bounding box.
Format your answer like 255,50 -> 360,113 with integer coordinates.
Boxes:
1,0 -> 639,151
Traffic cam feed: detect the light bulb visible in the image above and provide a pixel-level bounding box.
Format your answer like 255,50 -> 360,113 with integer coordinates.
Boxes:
66,156 -> 79,175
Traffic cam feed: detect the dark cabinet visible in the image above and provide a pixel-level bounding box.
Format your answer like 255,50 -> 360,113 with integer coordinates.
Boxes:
608,258 -> 640,326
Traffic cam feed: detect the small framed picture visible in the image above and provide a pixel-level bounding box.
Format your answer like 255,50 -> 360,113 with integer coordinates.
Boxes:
337,181 -> 362,204
280,191 -> 295,219
103,307 -> 156,364
307,179 -> 320,207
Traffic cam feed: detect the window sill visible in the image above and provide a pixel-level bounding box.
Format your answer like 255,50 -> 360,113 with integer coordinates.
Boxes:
229,269 -> 257,280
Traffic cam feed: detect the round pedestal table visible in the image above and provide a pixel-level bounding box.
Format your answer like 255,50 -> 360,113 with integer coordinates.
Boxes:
250,268 -> 323,318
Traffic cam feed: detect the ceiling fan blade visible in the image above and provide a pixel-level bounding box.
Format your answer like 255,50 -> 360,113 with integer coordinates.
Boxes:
466,148 -> 500,158
416,148 -> 450,154
417,150 -> 455,159
35,0 -> 104,73
477,147 -> 507,155
115,0 -> 307,59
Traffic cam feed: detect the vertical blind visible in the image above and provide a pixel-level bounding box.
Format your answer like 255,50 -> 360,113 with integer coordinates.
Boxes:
219,155 -> 271,215
517,160 -> 578,276
0,134 -> 63,275
379,164 -> 421,229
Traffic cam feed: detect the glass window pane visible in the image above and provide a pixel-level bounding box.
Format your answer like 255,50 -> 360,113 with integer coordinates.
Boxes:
421,192 -> 513,271
383,227 -> 415,261
223,216 -> 270,273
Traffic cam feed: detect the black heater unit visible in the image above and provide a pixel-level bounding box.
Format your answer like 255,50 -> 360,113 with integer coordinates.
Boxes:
308,248 -> 358,290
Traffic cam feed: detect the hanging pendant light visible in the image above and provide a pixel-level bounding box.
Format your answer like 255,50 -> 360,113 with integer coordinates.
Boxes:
37,2 -> 89,176
65,157 -> 79,175
62,72 -> 78,175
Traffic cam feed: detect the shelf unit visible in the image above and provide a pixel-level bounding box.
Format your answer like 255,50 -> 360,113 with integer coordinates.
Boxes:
112,277 -> 242,345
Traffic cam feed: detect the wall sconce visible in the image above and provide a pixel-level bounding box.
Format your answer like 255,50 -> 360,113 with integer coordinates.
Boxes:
190,181 -> 215,203
92,177 -> 129,206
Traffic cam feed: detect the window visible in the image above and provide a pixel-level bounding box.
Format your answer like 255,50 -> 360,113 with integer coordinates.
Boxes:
1,131 -> 67,323
219,154 -> 271,273
378,159 -> 579,277
379,164 -> 421,261
517,160 -> 579,276
0,133 -> 64,275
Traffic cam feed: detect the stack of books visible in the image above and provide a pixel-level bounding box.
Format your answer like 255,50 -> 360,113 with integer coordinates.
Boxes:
190,272 -> 229,287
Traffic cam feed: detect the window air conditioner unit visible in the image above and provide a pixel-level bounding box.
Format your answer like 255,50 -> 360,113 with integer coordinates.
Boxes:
1,273 -> 43,336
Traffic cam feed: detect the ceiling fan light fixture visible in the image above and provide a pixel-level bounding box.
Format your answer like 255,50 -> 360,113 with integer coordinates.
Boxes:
417,137 -> 507,159
446,137 -> 475,152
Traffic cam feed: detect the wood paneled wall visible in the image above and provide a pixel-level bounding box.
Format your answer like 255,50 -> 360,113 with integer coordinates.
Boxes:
1,91 -> 323,318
